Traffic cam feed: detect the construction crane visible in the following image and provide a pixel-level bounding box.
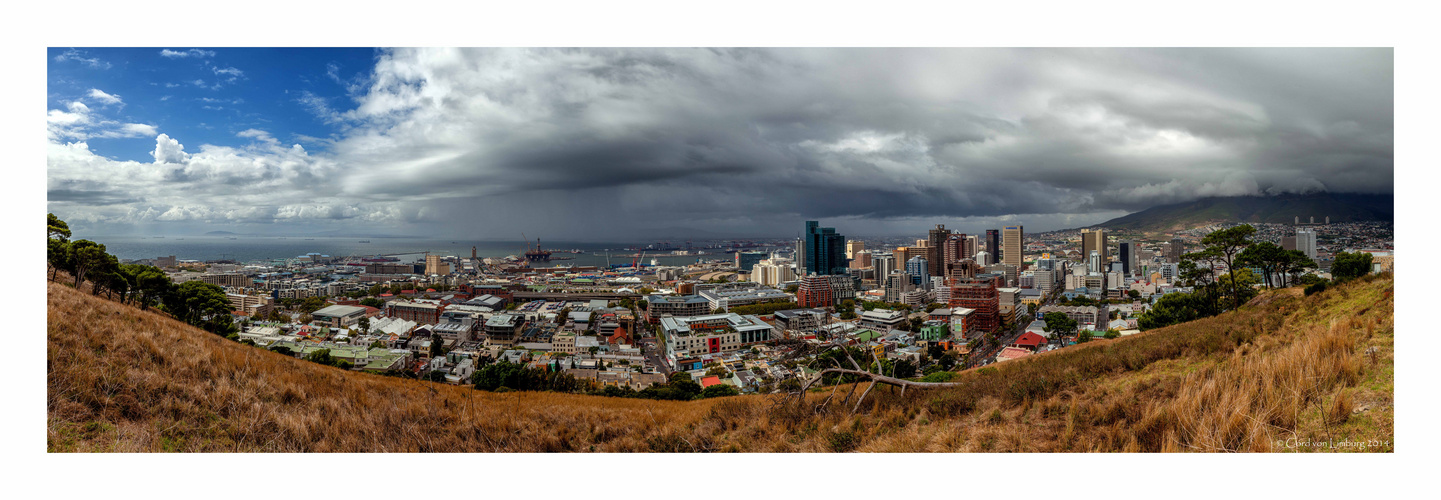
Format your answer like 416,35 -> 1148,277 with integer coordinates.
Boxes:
632,251 -> 646,269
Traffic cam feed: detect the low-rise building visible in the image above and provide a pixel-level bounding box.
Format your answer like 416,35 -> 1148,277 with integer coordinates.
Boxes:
312,305 -> 367,328
484,313 -> 524,347
859,309 -> 906,332
645,294 -> 712,323
661,313 -> 776,362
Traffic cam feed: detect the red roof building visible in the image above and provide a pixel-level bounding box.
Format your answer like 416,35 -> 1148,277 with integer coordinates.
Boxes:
1012,331 -> 1046,350
700,376 -> 722,388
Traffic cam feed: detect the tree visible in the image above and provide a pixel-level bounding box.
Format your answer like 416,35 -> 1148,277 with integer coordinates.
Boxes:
429,332 -> 445,359
1238,241 -> 1286,289
1078,330 -> 1094,343
299,296 -> 327,314
121,264 -> 171,310
1042,312 -> 1077,338
1331,251 -> 1374,281
359,297 -> 385,308
305,348 -> 336,366
47,239 -> 70,282
893,359 -> 917,379
1127,289 -> 1141,299
700,384 -> 740,398
1278,251 -> 1318,288
1217,268 -> 1261,306
1103,329 -> 1120,339
358,316 -> 370,335
1198,225 -> 1255,310
164,281 -> 237,335
1137,291 -> 1211,330
66,240 -> 109,289
47,213 -> 71,242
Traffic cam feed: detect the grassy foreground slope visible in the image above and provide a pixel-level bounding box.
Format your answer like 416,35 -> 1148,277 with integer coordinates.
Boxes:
48,273 -> 1393,452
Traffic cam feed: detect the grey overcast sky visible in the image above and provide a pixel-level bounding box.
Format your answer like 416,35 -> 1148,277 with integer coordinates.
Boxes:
47,48 -> 1393,239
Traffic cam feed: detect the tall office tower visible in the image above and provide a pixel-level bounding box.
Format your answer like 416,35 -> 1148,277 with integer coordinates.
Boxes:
471,246 -> 477,261
1081,228 -> 1108,271
874,253 -> 896,282
986,229 -> 1001,261
1088,250 -> 1102,274
1167,238 -> 1185,263
894,246 -> 914,268
974,251 -> 992,266
849,250 -> 874,270
1036,254 -> 1056,271
928,224 -> 950,278
1295,228 -> 1318,260
965,235 -> 978,259
905,256 -> 930,288
795,237 -> 806,271
1003,225 -> 1024,268
804,221 -> 849,275
1118,240 -> 1133,276
846,240 -> 866,259
943,233 -> 966,276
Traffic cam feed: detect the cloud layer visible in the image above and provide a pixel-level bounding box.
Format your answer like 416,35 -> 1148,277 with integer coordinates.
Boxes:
47,48 -> 1393,237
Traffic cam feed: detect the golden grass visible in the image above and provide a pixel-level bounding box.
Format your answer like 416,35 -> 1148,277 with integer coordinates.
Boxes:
48,272 -> 1394,452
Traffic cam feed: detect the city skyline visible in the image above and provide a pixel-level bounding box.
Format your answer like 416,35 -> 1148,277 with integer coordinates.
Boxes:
48,48 -> 1392,240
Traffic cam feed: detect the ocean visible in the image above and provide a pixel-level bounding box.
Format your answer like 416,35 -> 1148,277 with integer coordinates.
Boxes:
91,235 -> 780,268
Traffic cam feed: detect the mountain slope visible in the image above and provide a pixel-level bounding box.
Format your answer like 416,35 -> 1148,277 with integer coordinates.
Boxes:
48,274 -> 1393,452
1096,193 -> 1393,233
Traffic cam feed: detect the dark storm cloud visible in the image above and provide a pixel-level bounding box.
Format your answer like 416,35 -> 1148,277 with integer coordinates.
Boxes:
48,48 -> 1393,237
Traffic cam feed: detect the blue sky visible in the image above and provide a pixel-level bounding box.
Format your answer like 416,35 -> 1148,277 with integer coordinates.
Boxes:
48,48 -> 376,163
46,48 -> 1392,240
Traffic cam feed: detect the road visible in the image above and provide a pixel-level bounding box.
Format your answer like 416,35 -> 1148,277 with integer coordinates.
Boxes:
639,336 -> 672,375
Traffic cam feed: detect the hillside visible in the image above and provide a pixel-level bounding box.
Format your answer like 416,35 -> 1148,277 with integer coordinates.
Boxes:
48,274 -> 1393,452
1096,193 -> 1393,233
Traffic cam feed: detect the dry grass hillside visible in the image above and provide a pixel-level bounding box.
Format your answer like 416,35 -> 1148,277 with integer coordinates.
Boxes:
48,273 -> 1393,452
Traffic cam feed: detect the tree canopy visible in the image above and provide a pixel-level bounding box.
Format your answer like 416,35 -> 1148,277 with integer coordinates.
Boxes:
1331,251 -> 1375,281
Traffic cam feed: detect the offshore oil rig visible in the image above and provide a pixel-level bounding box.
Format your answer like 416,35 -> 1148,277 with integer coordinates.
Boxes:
523,234 -> 552,262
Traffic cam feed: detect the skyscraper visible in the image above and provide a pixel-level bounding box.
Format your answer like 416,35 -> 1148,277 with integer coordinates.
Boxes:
1081,228 -> 1108,271
965,235 -> 978,259
874,253 -> 896,281
1002,225 -> 1024,268
804,221 -> 849,275
906,256 -> 930,288
927,224 -> 950,278
1118,240 -> 1133,276
846,240 -> 866,259
794,237 -> 806,271
1295,228 -> 1318,261
943,233 -> 966,276
894,246 -> 914,268
1167,238 -> 1185,263
849,250 -> 873,270
986,229 -> 1001,262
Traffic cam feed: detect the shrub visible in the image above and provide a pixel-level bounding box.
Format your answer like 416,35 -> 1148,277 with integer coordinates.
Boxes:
1304,281 -> 1327,296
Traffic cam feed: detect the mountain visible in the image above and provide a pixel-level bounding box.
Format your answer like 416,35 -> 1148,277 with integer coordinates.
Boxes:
1095,193 -> 1393,233
47,273 -> 1392,452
